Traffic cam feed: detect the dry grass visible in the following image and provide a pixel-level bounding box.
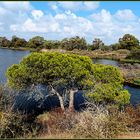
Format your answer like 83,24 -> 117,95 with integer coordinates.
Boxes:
120,67 -> 140,86
36,104 -> 130,139
71,105 -> 129,139
0,85 -> 40,138
41,49 -> 130,60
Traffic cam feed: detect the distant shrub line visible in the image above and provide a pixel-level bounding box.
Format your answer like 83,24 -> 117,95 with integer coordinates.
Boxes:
0,34 -> 140,52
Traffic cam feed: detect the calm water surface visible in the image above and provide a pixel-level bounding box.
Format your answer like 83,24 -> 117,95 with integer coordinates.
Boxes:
0,48 -> 29,83
93,58 -> 119,67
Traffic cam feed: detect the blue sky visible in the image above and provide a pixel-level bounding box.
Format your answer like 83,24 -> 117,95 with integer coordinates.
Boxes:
31,2 -> 140,16
0,1 -> 140,44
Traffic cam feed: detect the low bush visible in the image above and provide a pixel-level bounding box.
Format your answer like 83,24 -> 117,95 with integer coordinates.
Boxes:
126,49 -> 140,60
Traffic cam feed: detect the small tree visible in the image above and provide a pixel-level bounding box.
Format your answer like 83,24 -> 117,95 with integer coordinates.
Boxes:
60,36 -> 87,50
109,43 -> 121,51
126,48 -> 140,60
26,36 -> 45,49
91,38 -> 104,50
11,36 -> 27,48
100,45 -> 110,51
119,34 -> 139,50
0,37 -> 11,48
6,52 -> 94,112
43,40 -> 60,49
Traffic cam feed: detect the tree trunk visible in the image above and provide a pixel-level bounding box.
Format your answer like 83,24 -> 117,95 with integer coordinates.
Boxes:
69,89 -> 78,112
50,86 -> 65,112
55,91 -> 65,112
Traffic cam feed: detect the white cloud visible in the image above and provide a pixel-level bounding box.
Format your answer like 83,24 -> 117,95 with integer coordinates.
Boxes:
91,9 -> 112,23
31,10 -> 44,20
122,25 -> 133,33
0,2 -> 32,11
11,11 -> 93,38
58,2 -> 81,11
89,9 -> 140,44
0,1 -> 32,33
55,13 -> 67,20
83,2 -> 100,10
115,9 -> 137,21
50,2 -> 100,11
51,4 -> 58,11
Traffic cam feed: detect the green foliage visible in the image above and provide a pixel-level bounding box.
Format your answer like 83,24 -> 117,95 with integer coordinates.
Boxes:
109,43 -> 121,51
26,36 -> 45,49
0,37 -> 11,48
126,49 -> 140,60
43,40 -> 61,49
92,64 -> 124,85
60,36 -> 87,50
86,64 -> 130,106
0,34 -> 140,52
100,45 -> 110,51
90,38 -> 104,50
119,34 -> 140,50
86,83 -> 130,106
6,52 -> 94,90
11,35 -> 27,48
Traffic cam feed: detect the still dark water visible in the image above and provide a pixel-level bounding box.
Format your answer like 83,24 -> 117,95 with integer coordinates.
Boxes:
0,48 -> 30,83
93,58 -> 119,67
0,48 -> 140,113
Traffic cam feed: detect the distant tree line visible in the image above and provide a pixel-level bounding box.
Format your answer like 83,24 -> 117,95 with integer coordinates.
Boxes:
0,34 -> 140,51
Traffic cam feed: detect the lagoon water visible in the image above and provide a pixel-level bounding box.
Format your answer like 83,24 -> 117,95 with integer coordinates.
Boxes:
93,58 -> 119,67
0,48 -> 140,112
0,48 -> 29,83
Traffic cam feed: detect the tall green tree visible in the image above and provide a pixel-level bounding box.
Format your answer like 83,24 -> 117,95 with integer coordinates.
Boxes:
119,34 -> 139,50
6,52 -> 94,112
91,38 -> 104,50
26,36 -> 45,49
60,36 -> 87,50
11,35 -> 27,48
0,37 -> 11,48
43,40 -> 61,49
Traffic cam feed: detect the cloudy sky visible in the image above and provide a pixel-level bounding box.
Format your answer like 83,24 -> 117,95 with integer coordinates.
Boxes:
0,1 -> 140,44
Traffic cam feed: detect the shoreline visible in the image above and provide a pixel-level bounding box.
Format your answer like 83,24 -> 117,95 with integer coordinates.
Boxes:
1,47 -> 139,64
41,48 -> 140,64
0,47 -> 36,52
124,82 -> 140,88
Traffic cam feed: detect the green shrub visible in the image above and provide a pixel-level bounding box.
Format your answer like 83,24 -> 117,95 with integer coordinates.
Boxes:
127,49 -> 140,60
86,83 -> 130,106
